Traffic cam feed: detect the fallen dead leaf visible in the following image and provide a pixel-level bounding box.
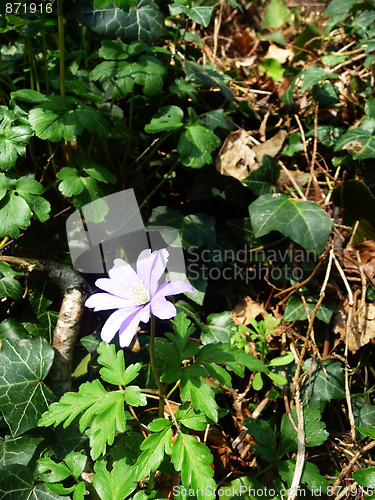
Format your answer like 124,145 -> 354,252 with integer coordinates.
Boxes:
215,129 -> 287,182
231,296 -> 269,326
333,299 -> 375,353
265,44 -> 293,64
343,240 -> 375,279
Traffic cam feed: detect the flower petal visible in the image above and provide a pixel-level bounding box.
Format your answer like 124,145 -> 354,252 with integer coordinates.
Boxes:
118,307 -> 144,347
150,297 -> 176,319
109,259 -> 139,286
137,249 -> 168,295
101,306 -> 139,343
138,303 -> 150,323
85,293 -> 133,311
152,280 -> 193,300
94,278 -> 132,300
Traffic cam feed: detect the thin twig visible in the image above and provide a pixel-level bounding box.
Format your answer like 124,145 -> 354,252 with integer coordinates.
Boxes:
278,160 -> 307,200
287,384 -> 305,500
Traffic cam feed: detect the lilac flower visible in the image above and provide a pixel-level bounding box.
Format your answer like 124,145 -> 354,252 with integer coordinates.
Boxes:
85,248 -> 193,347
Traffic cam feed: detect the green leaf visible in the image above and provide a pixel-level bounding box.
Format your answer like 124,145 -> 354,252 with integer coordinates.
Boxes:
37,456 -> 72,483
218,476 -> 277,500
176,403 -> 208,431
78,154 -> 116,184
135,420 -> 172,480
300,67 -> 338,92
357,427 -> 375,440
242,155 -> 280,196
29,102 -> 83,142
171,432 -> 216,500
57,167 -> 85,197
169,4 -> 213,27
182,213 -> 216,248
76,0 -> 166,45
353,467 -> 375,488
97,342 -> 125,385
124,385 -> 147,406
185,61 -> 233,101
267,352 -> 294,367
278,459 -> 328,493
0,277 -> 22,300
259,58 -> 285,82
94,456 -> 137,500
243,418 -> 277,462
263,0 -> 291,29
0,435 -> 44,466
201,311 -> 233,344
334,129 -> 375,159
284,295 -> 336,323
249,194 -> 333,255
0,338 -> 55,436
301,359 -> 345,412
10,89 -> 49,104
145,105 -> 184,133
38,379 -> 130,459
325,0 -> 356,15
178,124 -> 221,169
180,368 -> 218,421
281,407 -> 328,455
0,108 -> 33,171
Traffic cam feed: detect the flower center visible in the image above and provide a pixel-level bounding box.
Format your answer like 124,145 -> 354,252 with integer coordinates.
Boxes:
128,282 -> 150,306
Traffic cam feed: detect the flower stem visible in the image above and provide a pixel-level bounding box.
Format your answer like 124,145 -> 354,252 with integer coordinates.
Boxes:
149,314 -> 164,411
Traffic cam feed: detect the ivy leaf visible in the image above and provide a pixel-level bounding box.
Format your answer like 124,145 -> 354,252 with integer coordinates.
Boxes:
0,338 -> 55,436
301,359 -> 345,412
284,295 -> 336,323
242,155 -> 280,196
182,213 -> 216,248
0,277 -> 22,300
249,194 -> 333,255
185,61 -> 233,101
278,459 -> 328,493
0,107 -> 33,171
353,467 -> 375,488
0,435 -> 44,466
169,4 -> 213,27
29,102 -> 83,142
145,105 -> 184,133
334,129 -> 375,159
76,0 -> 166,45
299,67 -> 338,92
0,464 -> 66,499
243,418 -> 277,462
201,311 -> 233,344
281,407 -> 329,455
178,124 -> 221,168
135,419 -> 172,480
171,432 -> 216,500
94,456 -> 137,500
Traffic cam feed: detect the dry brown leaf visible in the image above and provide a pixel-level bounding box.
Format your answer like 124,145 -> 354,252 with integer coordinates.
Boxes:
333,299 -> 375,353
279,169 -> 309,187
231,296 -> 269,326
265,44 -> 293,64
343,240 -> 375,278
215,129 -> 287,182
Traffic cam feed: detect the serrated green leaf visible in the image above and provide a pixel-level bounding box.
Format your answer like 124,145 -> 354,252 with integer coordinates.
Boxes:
97,342 -> 125,385
0,435 -> 44,466
278,459 -> 328,492
242,155 -> 280,196
178,124 -> 221,168
94,455 -> 137,500
0,191 -> 31,237
57,167 -> 84,197
0,108 -> 33,171
205,363 -> 232,387
145,105 -> 184,133
0,338 -> 55,436
249,194 -> 332,255
29,102 -> 83,142
180,369 -> 218,421
135,420 -> 172,480
244,418 -> 277,461
171,432 -> 216,500
176,403 -> 207,431
124,385 -> 147,406
281,407 -> 328,455
76,0 -> 166,45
